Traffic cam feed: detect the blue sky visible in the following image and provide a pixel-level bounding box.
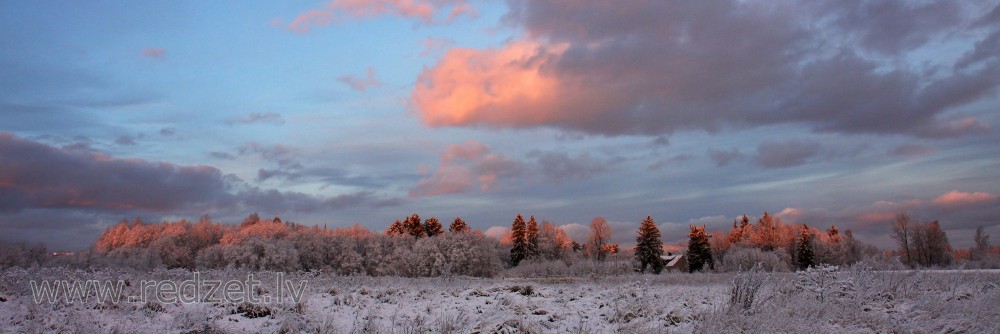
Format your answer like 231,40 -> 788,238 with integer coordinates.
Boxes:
2,0 -> 999,251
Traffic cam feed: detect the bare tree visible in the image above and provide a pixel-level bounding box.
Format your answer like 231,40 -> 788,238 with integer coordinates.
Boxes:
973,226 -> 990,261
586,217 -> 612,261
890,213 -> 912,266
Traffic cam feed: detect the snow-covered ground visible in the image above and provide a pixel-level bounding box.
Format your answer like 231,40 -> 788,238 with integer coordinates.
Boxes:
1,267 -> 998,333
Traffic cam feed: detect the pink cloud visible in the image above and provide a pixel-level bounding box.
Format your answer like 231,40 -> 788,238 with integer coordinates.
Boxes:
409,141 -> 524,198
410,1 -> 1000,138
413,40 -> 609,130
933,190 -> 999,208
286,0 -> 473,33
141,48 -> 166,58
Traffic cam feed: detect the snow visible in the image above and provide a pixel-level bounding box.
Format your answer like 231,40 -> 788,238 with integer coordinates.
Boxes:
1,267 -> 999,333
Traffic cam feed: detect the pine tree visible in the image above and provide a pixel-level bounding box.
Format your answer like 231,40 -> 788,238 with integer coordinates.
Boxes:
510,214 -> 528,266
527,215 -> 539,259
635,216 -> 665,273
405,214 -> 425,238
686,225 -> 714,272
449,217 -> 470,233
424,217 -> 444,237
571,241 -> 583,253
796,224 -> 816,270
386,219 -> 405,236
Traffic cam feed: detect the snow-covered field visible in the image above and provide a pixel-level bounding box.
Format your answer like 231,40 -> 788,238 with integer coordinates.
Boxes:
1,267 -> 998,333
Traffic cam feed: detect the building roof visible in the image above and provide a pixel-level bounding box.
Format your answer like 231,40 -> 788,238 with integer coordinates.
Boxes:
660,254 -> 684,267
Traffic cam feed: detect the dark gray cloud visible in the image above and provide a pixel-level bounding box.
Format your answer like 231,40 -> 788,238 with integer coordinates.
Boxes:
0,133 -> 399,216
529,150 -> 609,182
752,139 -> 823,169
114,134 -> 142,146
0,132 -> 232,213
159,128 -> 176,137
707,148 -> 743,167
414,0 -> 1000,138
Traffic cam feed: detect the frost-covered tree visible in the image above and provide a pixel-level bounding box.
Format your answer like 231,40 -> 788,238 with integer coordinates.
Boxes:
449,217 -> 470,233
795,224 -> 816,271
635,216 -> 665,273
973,226 -> 991,261
510,214 -> 529,266
890,213 -> 913,266
585,217 -> 612,261
404,214 -> 425,238
752,212 -> 779,251
386,219 -> 406,236
686,225 -> 714,272
536,221 -> 572,261
424,217 -> 444,237
728,215 -> 751,245
527,215 -> 540,259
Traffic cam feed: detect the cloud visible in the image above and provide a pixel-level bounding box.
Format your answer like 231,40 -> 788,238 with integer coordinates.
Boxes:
410,141 -> 524,197
209,151 -> 236,160
114,134 -> 141,146
141,48 -> 166,58
285,0 -> 474,33
0,132 -> 231,213
933,191 -> 999,209
226,112 -> 285,126
528,150 -> 608,182
159,128 -> 177,137
0,133 -> 398,216
484,226 -> 509,240
752,139 -> 822,169
647,154 -> 693,171
888,143 -> 935,158
774,190 -> 1000,246
337,67 -> 381,92
411,0 -> 1000,138
707,148 -> 743,167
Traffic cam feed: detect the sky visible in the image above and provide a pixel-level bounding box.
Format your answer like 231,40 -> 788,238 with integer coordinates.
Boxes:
1,0 -> 999,251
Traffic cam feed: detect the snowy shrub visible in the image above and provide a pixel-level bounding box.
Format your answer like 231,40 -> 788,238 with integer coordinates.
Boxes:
729,264 -> 769,311
720,246 -> 790,272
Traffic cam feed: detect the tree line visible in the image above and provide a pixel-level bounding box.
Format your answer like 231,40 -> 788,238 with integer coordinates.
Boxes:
2,210 -> 996,272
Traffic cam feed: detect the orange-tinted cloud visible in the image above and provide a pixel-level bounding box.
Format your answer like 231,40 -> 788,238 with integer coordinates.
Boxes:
286,0 -> 472,33
409,141 -> 524,197
414,40 -> 614,130
933,190 -> 999,209
411,0 -> 1000,138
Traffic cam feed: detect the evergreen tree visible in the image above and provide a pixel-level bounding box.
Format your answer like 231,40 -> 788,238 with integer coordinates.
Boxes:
527,215 -> 540,259
510,214 -> 528,266
796,224 -> 816,270
686,225 -> 714,272
405,214 -> 425,238
449,217 -> 470,233
386,219 -> 405,236
424,217 -> 444,237
571,241 -> 583,253
635,216 -> 665,273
